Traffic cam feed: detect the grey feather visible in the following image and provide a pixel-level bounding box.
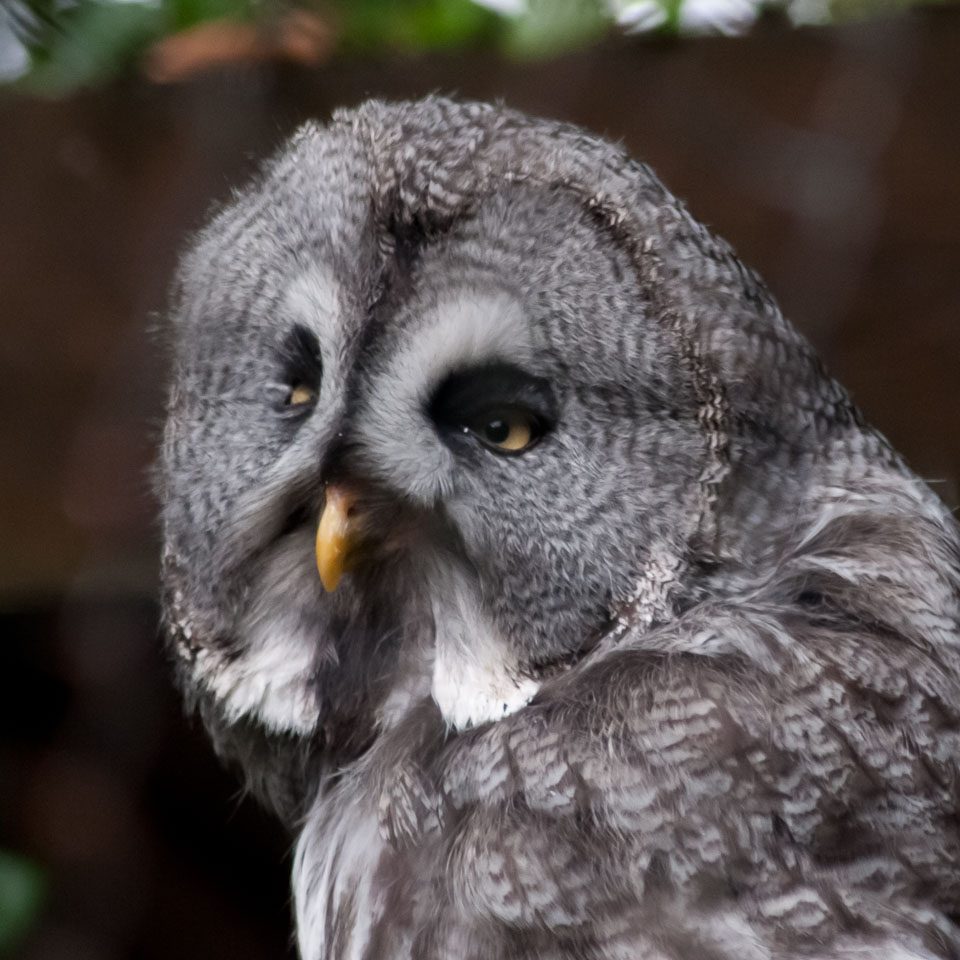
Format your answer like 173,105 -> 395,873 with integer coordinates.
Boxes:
158,97 -> 960,959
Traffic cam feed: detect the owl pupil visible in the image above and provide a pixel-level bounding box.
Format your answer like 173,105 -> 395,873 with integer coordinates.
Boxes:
484,420 -> 509,443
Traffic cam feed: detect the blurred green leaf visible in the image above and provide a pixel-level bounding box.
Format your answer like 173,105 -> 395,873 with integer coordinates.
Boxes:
502,0 -> 608,57
660,0 -> 689,32
165,0 -> 258,32
20,0 -> 166,95
337,0 -> 501,54
0,850 -> 47,954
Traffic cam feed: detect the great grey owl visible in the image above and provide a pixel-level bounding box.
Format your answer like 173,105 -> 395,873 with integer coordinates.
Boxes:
159,97 -> 960,959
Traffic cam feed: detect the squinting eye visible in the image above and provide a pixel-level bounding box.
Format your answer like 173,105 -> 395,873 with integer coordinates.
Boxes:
287,385 -> 317,406
468,408 -> 542,455
276,325 -> 322,414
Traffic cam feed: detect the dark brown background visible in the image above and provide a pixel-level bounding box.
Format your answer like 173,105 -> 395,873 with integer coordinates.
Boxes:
2,9 -> 958,957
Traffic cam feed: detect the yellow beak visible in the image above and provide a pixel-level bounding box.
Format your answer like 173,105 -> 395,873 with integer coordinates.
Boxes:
315,485 -> 357,592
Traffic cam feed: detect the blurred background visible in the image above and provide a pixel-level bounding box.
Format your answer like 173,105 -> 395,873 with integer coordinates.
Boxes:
1,1 -> 959,957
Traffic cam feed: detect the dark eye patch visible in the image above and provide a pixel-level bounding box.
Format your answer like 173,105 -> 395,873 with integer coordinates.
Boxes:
428,362 -> 557,452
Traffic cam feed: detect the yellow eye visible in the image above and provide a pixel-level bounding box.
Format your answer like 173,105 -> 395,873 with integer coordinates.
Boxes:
287,385 -> 316,406
472,409 -> 540,454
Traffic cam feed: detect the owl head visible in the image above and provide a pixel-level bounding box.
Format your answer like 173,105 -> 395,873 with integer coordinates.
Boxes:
159,98 -> 916,809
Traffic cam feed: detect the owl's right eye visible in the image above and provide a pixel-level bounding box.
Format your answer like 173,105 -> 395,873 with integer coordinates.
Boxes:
275,324 -> 322,413
465,406 -> 544,455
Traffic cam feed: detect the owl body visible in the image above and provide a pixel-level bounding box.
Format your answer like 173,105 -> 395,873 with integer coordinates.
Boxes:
160,98 -> 960,959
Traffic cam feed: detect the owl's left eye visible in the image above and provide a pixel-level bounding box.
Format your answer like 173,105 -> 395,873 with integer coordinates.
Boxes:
429,362 -> 556,458
466,407 -> 543,455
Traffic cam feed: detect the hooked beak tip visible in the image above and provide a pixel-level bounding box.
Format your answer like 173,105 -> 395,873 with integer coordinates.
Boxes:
316,485 -> 356,592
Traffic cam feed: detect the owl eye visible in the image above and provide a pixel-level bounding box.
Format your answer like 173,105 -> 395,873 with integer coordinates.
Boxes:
468,408 -> 541,455
287,385 -> 317,406
275,324 -> 322,414
429,363 -> 556,459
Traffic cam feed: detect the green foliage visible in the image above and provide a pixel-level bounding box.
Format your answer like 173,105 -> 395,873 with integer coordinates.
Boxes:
164,0 -> 260,31
4,0 -> 955,95
337,0 -> 608,58
337,0 -> 502,53
0,850 -> 47,954
6,0 -> 619,95
17,0 -> 167,95
502,0 -> 608,57
8,0 -> 276,94
657,0 -> 692,32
